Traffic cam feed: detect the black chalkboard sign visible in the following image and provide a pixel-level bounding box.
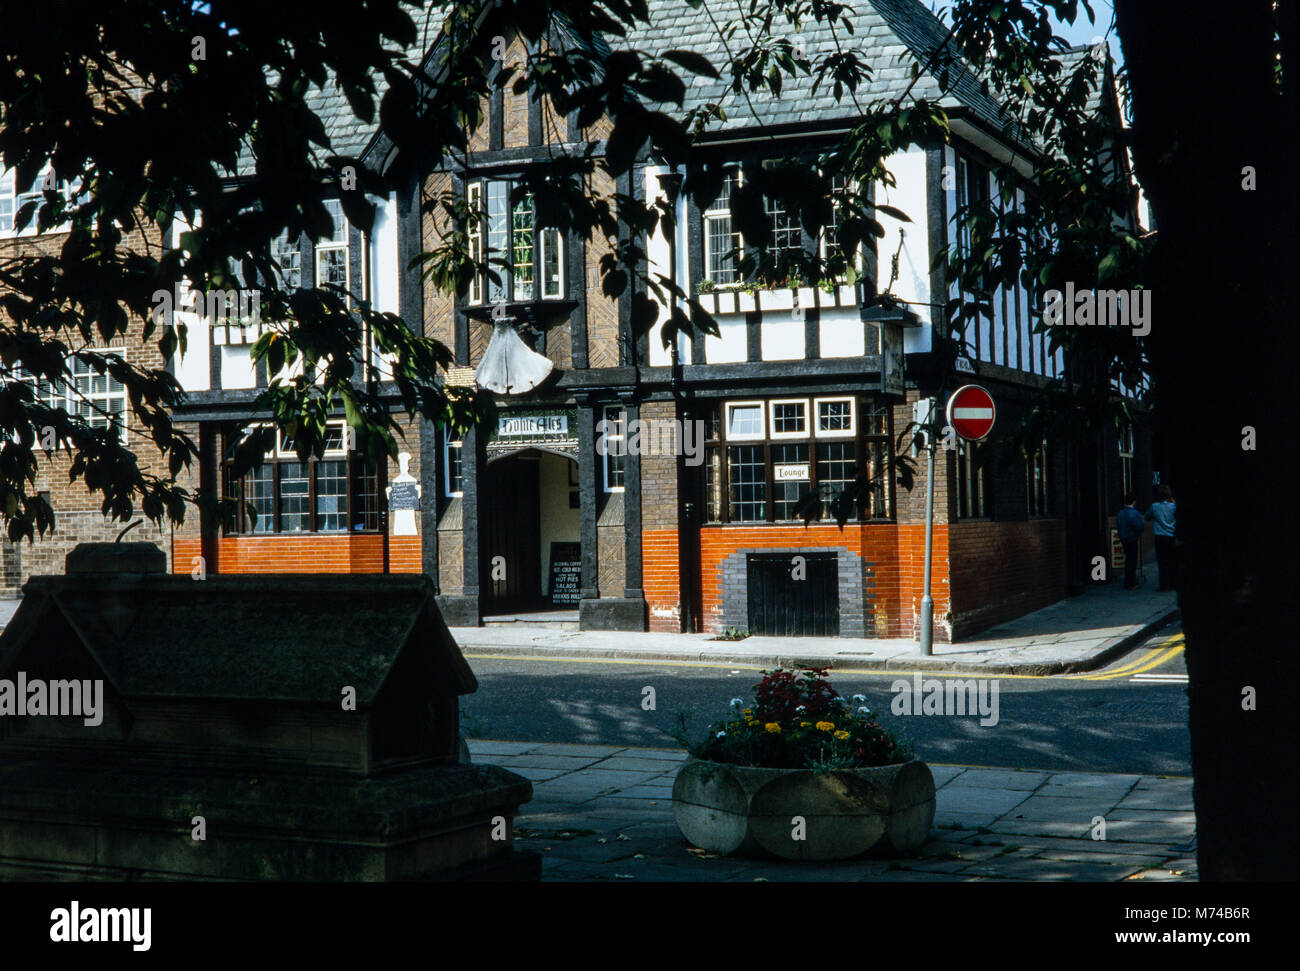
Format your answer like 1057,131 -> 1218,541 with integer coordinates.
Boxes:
548,542 -> 582,606
388,480 -> 420,511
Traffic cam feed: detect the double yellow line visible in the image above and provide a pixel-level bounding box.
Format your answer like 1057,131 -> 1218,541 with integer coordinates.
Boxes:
464,631 -> 1187,682
1065,632 -> 1185,681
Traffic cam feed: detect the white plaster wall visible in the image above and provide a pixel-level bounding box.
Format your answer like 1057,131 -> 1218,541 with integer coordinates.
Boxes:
705,314 -> 747,363
368,191 -> 400,380
876,146 -> 932,355
173,306 -> 210,392
760,313 -> 804,360
221,345 -> 258,389
643,165 -> 692,367
819,307 -> 865,357
167,216 -> 211,392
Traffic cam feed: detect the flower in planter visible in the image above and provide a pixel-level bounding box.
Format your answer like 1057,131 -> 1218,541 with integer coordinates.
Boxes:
672,666 -> 914,771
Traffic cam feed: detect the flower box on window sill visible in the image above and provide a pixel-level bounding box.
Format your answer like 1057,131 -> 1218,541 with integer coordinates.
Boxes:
696,285 -> 858,316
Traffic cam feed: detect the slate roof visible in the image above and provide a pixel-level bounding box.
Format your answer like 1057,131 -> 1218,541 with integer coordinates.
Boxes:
233,9 -> 446,176
233,2 -> 1112,174
615,0 -> 1017,141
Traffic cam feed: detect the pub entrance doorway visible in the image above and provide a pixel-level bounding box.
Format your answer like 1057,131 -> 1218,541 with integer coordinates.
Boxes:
481,449 -> 581,614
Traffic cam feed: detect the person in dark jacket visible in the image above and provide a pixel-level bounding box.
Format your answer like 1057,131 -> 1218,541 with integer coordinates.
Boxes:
1117,492 -> 1145,589
1145,484 -> 1177,591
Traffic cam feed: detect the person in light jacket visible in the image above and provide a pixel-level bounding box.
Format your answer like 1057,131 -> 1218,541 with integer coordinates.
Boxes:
1117,492 -> 1145,589
1145,484 -> 1177,591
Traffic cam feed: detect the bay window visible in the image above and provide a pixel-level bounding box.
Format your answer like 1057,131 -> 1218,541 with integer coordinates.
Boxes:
704,396 -> 892,524
466,178 -> 564,304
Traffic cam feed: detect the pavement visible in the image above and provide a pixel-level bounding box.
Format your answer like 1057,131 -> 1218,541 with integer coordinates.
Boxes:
476,739 -> 1198,882
455,582 -> 1180,676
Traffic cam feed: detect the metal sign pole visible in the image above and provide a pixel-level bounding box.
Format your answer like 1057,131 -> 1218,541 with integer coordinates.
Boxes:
919,397 -> 936,656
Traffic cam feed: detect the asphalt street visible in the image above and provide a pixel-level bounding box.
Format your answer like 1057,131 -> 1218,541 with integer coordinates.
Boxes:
460,621 -> 1190,776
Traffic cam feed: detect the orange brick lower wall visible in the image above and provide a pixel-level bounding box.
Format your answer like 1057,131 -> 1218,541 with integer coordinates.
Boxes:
172,535 -> 422,575
644,523 -> 952,640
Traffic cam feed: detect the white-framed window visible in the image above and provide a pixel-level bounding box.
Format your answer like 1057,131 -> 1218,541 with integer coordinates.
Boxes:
1027,441 -> 1049,517
704,395 -> 892,524
272,230 -> 302,290
601,406 -> 625,493
443,429 -> 464,498
724,400 -> 765,441
467,182 -> 484,304
70,355 -> 128,435
768,398 -> 809,440
820,174 -> 862,279
466,179 -> 565,305
17,351 -> 129,441
272,420 -> 349,459
0,164 -> 80,237
315,199 -> 348,290
540,227 -> 563,299
1118,424 -> 1135,497
814,397 -> 856,438
702,170 -> 743,286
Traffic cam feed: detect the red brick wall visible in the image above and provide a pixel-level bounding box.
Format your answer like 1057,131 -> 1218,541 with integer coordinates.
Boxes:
173,535 -> 421,575
645,522 -> 953,640
948,520 -> 1067,639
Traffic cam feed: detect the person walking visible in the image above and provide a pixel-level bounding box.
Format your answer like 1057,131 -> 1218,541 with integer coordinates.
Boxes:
1146,484 -> 1178,591
1117,492 -> 1145,589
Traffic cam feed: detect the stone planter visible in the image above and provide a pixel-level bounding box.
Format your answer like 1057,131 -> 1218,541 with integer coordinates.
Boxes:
672,758 -> 935,861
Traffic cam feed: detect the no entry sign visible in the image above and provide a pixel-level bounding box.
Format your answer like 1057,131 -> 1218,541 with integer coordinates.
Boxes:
946,384 -> 996,441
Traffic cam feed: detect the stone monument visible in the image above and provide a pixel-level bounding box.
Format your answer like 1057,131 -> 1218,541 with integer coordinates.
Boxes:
0,542 -> 537,881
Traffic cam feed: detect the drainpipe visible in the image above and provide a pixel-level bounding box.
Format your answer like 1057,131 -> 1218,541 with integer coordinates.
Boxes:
363,217 -> 389,576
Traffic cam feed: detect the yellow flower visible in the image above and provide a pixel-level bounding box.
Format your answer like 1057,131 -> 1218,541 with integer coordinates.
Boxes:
800,721 -> 812,728
815,721 -> 835,732
742,709 -> 753,716
764,722 -> 782,734
834,730 -> 850,740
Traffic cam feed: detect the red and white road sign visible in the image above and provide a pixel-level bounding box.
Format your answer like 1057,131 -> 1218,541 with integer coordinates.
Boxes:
946,384 -> 996,441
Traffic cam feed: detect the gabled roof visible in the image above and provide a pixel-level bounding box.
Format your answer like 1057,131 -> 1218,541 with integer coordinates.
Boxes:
237,2 -> 1118,177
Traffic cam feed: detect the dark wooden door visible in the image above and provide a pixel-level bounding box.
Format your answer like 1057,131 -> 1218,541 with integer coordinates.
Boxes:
482,455 -> 541,610
746,553 -> 839,636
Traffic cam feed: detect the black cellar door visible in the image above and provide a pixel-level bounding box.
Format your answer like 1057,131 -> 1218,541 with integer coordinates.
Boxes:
746,553 -> 840,637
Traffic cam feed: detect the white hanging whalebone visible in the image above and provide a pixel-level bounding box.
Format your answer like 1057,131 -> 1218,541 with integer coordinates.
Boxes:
474,318 -> 554,395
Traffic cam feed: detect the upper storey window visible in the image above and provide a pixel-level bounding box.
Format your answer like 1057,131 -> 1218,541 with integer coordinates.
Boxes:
699,164 -> 863,288
0,165 -> 80,237
466,179 -> 563,305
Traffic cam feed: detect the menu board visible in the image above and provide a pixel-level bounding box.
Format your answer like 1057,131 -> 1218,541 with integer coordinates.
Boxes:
548,542 -> 582,606
388,480 -> 420,510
